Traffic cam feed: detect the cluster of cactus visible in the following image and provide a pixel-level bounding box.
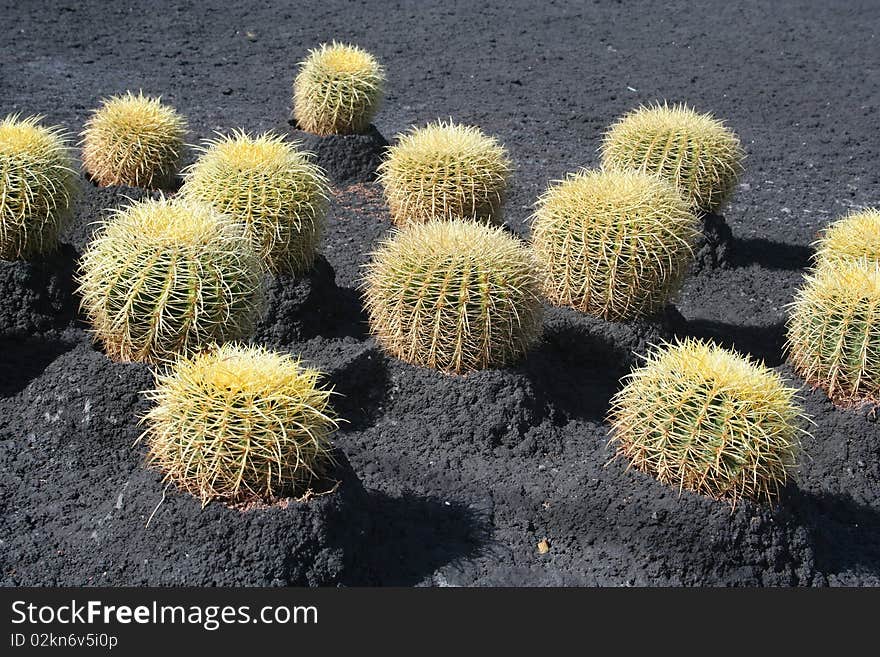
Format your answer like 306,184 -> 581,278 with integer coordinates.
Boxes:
10,47 -> 834,516
363,220 -> 542,373
531,168 -> 700,320
609,338 -> 805,505
378,120 -> 511,226
141,343 -> 338,505
601,103 -> 744,214
180,130 -> 330,274
786,259 -> 880,403
82,91 -> 187,188
293,42 -> 385,136
77,197 -> 264,364
0,114 -> 77,260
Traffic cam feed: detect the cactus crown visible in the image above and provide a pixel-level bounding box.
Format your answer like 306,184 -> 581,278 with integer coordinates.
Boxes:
0,114 -> 77,260
180,130 -> 330,274
601,102 -> 744,213
531,168 -> 699,320
293,41 -> 385,136
378,120 -> 511,226
77,197 -> 264,364
786,258 -> 880,404
141,343 -> 338,505
813,208 -> 880,267
81,91 -> 187,188
609,338 -> 805,505
363,219 -> 542,373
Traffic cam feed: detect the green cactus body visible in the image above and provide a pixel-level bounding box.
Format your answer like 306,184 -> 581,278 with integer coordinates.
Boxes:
180,130 -> 330,274
378,120 -> 511,226
81,91 -> 187,189
77,198 -> 264,364
531,168 -> 699,321
601,103 -> 744,214
0,115 -> 77,260
293,42 -> 385,136
363,220 -> 542,373
141,343 -> 338,505
609,338 -> 806,505
787,259 -> 880,403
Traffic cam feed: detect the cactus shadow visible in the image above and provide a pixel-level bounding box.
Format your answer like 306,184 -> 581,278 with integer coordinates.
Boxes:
519,326 -> 626,424
325,286 -> 370,340
255,256 -> 369,345
344,492 -> 490,586
783,488 -> 880,580
730,238 -> 812,271
678,318 -> 787,366
0,337 -> 78,397
328,347 -> 389,430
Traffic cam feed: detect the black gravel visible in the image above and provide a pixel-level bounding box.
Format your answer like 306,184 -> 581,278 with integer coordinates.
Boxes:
1,0 -> 879,586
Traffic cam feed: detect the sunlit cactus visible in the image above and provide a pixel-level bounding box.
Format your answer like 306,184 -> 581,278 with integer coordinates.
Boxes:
531,168 -> 699,320
141,343 -> 339,505
378,120 -> 511,226
787,258 -> 880,403
180,130 -> 330,274
77,197 -> 264,363
0,114 -> 77,260
813,208 -> 880,268
363,219 -> 542,373
293,42 -> 385,136
601,103 -> 744,213
81,91 -> 187,188
609,338 -> 806,505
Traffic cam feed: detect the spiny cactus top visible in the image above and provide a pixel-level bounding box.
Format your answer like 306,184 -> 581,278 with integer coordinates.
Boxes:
601,103 -> 744,214
0,114 -> 77,260
378,120 -> 511,226
813,208 -> 880,268
81,91 -> 187,188
787,259 -> 880,404
363,220 -> 542,373
609,338 -> 805,506
293,42 -> 385,136
180,130 -> 330,274
531,168 -> 699,321
141,343 -> 338,505
77,197 -> 264,364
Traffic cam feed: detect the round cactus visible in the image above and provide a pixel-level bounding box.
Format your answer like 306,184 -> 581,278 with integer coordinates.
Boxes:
378,120 -> 511,226
0,114 -> 77,260
77,197 -> 264,364
601,103 -> 744,214
531,168 -> 699,321
813,208 -> 880,268
81,91 -> 187,188
787,259 -> 880,403
180,130 -> 330,274
141,343 -> 338,505
609,338 -> 805,505
293,42 -> 385,136
363,220 -> 542,373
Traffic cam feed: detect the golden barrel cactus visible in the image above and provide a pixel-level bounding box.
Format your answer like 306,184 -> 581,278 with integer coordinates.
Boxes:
141,343 -> 339,505
0,114 -> 77,260
378,120 -> 511,226
610,338 -> 806,505
293,42 -> 385,136
601,103 -> 744,213
180,130 -> 330,274
81,91 -> 187,188
363,220 -> 542,373
531,168 -> 699,321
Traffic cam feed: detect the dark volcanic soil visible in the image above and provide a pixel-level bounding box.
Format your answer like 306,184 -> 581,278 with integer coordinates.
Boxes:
1,0 -> 879,586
